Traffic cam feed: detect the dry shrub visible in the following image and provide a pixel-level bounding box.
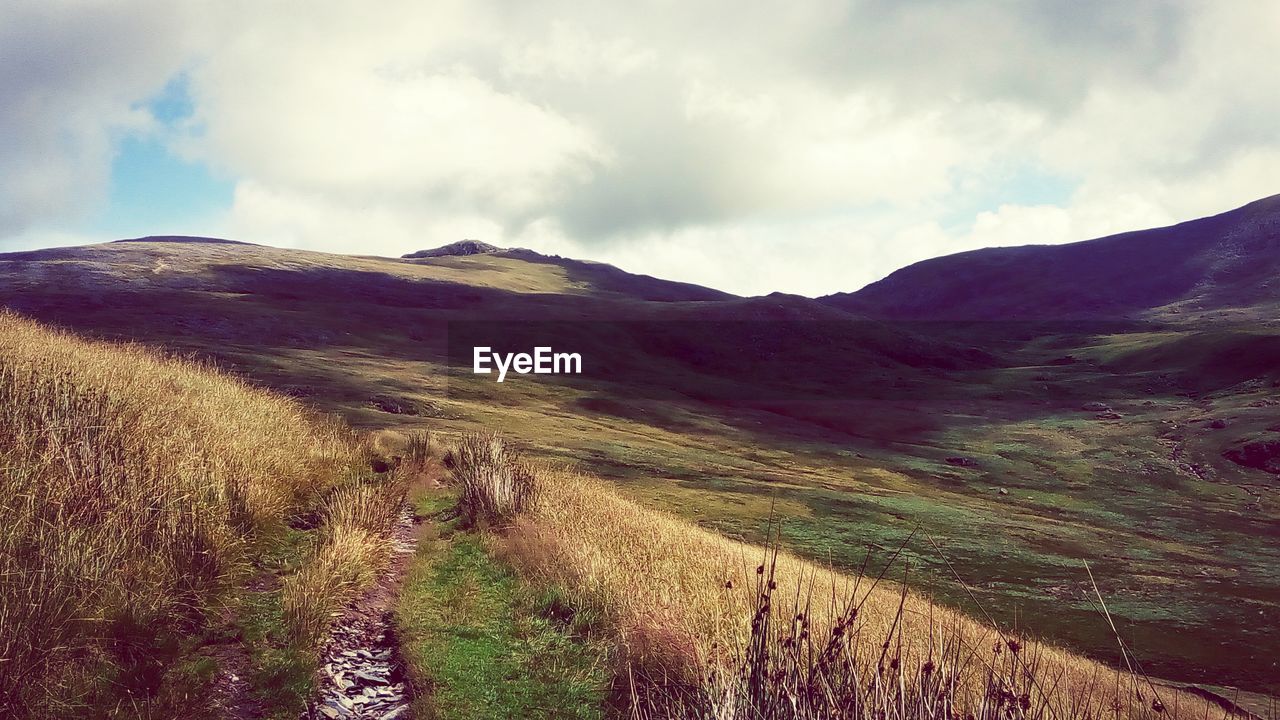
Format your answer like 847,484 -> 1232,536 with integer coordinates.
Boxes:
450,432 -> 537,525
0,312 -> 361,715
498,469 -> 1220,720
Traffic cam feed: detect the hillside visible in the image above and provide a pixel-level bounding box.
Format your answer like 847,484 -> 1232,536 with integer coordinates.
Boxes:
0,312 -> 1226,718
822,195 -> 1280,321
2,206 -> 1278,700
0,314 -> 408,718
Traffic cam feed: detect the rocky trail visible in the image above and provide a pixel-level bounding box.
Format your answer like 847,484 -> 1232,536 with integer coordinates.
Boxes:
304,505 -> 424,720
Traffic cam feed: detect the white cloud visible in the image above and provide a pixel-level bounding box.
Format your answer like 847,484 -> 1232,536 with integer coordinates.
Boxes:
0,0 -> 204,236
191,51 -> 607,217
3,0 -> 1279,296
226,180 -> 506,255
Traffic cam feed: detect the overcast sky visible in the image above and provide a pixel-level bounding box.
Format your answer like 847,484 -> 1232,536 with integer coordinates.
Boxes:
2,1 -> 1278,296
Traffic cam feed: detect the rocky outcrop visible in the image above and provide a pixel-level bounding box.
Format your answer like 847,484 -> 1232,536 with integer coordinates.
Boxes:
402,240 -> 500,259
1222,434 -> 1280,474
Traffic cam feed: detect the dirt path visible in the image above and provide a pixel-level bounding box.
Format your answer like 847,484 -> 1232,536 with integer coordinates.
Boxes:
208,633 -> 266,718
208,572 -> 279,719
303,504 -> 426,720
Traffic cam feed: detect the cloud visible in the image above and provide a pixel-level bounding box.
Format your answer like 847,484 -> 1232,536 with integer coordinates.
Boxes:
3,1 -> 1278,295
0,0 -> 204,237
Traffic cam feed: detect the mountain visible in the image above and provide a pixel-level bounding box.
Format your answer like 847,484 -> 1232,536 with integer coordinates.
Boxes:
112,234 -> 254,245
0,235 -> 977,410
822,195 -> 1280,321
2,203 -> 1279,694
0,236 -> 731,306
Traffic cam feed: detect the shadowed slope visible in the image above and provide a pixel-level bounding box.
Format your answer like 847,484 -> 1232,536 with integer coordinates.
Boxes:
823,195 -> 1280,321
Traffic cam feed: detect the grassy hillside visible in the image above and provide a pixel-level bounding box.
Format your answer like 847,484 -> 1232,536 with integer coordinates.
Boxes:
0,313 -> 402,718
1,236 -> 1277,698
439,434 -> 1224,720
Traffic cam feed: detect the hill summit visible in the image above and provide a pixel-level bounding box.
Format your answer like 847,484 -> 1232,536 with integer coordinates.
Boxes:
402,239 -> 501,259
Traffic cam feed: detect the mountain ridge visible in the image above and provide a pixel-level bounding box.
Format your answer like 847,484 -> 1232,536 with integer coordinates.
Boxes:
821,194 -> 1280,321
14,193 -> 1278,318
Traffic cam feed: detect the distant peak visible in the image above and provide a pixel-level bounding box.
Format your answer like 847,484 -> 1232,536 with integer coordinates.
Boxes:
402,240 -> 501,259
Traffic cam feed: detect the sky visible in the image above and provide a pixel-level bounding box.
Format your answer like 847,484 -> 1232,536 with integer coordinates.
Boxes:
2,1 -> 1278,297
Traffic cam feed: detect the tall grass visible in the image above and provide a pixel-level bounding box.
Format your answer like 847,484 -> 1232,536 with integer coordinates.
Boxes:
405,429 -> 433,468
0,313 -> 366,716
486,466 -> 1223,720
282,477 -> 408,648
449,432 -> 536,525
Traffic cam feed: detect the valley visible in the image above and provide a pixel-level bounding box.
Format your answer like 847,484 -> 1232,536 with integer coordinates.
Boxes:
2,197 -> 1278,703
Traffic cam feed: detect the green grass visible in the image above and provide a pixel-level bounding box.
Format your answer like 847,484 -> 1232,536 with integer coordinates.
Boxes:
198,528 -> 321,719
236,588 -> 316,718
398,489 -> 610,720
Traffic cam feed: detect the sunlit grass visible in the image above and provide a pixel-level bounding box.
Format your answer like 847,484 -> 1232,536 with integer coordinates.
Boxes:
0,312 -> 398,717
471,450 -> 1223,720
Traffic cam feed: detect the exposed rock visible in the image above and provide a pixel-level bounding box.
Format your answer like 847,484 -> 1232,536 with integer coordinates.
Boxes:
402,240 -> 500,259
1208,418 -> 1229,429
944,456 -> 980,468
369,396 -> 421,416
303,506 -> 418,719
1222,436 -> 1280,474
1081,401 -> 1111,412
1095,411 -> 1124,420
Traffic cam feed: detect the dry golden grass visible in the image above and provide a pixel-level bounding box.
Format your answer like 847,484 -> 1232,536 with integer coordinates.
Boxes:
0,312 -> 384,715
282,478 -> 408,648
450,431 -> 537,525
496,466 -> 1221,720
281,525 -> 387,649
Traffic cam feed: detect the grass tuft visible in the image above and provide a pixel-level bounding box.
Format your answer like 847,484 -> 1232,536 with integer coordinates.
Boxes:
406,429 -> 434,469
281,525 -> 387,649
281,472 -> 408,650
449,432 -> 538,526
